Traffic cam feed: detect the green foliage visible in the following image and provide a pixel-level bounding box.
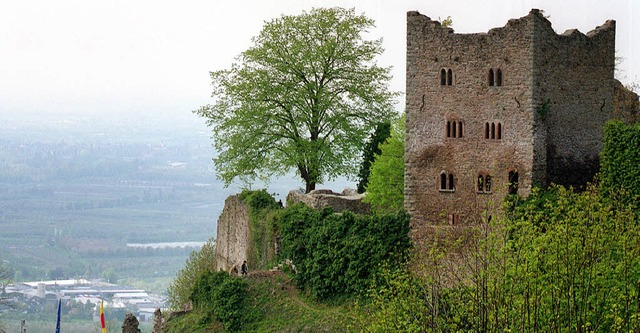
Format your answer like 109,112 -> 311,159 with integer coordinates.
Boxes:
356,263 -> 429,332
239,190 -> 281,269
363,185 -> 640,332
168,271 -> 355,332
194,7 -> 398,192
190,271 -> 248,332
279,203 -> 411,300
166,238 -> 216,311
363,115 -> 405,213
165,310 -> 223,333
440,15 -> 453,28
239,189 -> 279,213
601,120 -> 640,213
357,121 -> 392,193
496,185 -> 640,331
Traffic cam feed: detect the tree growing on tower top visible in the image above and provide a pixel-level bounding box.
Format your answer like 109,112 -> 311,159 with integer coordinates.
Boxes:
195,7 -> 398,192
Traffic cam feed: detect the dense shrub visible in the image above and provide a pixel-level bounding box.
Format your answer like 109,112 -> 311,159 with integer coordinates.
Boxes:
600,120 -> 640,213
279,203 -> 411,300
166,237 -> 216,310
190,270 -> 248,332
361,185 -> 640,332
239,189 -> 279,212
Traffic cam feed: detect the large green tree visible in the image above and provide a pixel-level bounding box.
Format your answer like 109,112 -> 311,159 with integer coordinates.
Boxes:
195,7 -> 397,192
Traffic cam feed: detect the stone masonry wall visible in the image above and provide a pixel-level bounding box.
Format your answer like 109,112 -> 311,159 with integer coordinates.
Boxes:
405,10 -> 537,244
405,9 -> 616,246
287,189 -> 370,215
531,12 -> 616,187
214,195 -> 251,273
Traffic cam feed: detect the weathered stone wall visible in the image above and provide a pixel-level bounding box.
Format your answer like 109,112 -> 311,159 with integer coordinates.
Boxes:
405,9 -> 616,246
287,189 -> 370,215
405,10 -> 537,243
214,195 -> 251,273
532,12 -> 616,187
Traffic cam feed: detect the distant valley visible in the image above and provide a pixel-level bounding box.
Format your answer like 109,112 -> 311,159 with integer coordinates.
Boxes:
0,111 -> 238,294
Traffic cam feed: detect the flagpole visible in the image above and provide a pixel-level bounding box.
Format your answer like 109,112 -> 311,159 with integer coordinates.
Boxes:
55,299 -> 61,333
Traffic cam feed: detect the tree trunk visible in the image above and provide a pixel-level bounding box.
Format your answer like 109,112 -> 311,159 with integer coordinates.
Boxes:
305,181 -> 316,193
299,164 -> 317,193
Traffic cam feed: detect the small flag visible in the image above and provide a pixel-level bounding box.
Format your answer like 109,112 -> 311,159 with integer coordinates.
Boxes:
55,299 -> 61,333
100,300 -> 107,333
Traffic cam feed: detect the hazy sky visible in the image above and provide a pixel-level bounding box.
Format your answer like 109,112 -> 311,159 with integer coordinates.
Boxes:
0,0 -> 637,120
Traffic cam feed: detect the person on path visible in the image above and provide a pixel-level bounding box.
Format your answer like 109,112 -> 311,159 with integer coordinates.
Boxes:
241,260 -> 248,276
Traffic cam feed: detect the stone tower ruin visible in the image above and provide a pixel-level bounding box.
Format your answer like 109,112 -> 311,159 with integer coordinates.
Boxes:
404,9 -> 616,244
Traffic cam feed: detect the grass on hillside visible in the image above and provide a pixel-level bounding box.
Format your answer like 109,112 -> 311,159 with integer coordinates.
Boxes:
167,270 -> 359,332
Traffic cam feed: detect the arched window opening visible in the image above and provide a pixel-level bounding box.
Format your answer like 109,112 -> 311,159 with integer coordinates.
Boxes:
448,173 -> 455,191
447,120 -> 463,139
497,123 -> 502,140
440,172 -> 456,192
496,69 -> 503,86
491,123 -> 496,139
440,69 -> 447,86
485,123 -> 490,139
508,171 -> 519,195
447,69 -> 453,86
477,174 -> 492,193
488,68 -> 495,86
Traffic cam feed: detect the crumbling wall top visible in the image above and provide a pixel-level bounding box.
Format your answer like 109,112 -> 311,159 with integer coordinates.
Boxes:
408,8 -> 614,42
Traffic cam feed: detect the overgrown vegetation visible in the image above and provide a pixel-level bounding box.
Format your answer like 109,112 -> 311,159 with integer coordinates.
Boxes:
238,190 -> 282,270
191,271 -> 248,332
362,115 -> 405,213
167,271 -> 248,332
168,118 -> 640,331
279,203 -> 411,300
600,120 -> 640,213
167,271 -> 356,333
359,185 -> 640,332
166,238 -> 216,310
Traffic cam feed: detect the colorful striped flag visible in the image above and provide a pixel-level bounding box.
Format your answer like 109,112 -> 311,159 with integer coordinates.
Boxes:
100,300 -> 107,333
55,299 -> 61,333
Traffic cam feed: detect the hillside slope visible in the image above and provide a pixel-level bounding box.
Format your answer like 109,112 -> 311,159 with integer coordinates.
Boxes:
167,270 -> 358,332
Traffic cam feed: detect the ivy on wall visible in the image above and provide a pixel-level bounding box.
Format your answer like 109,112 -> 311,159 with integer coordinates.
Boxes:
239,190 -> 282,270
279,204 -> 411,300
600,120 -> 640,212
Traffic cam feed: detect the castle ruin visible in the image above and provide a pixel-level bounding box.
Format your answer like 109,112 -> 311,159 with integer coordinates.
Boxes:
404,9 -> 618,245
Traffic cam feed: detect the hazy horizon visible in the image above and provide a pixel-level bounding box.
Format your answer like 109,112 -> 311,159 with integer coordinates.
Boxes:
2,0 -> 637,121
